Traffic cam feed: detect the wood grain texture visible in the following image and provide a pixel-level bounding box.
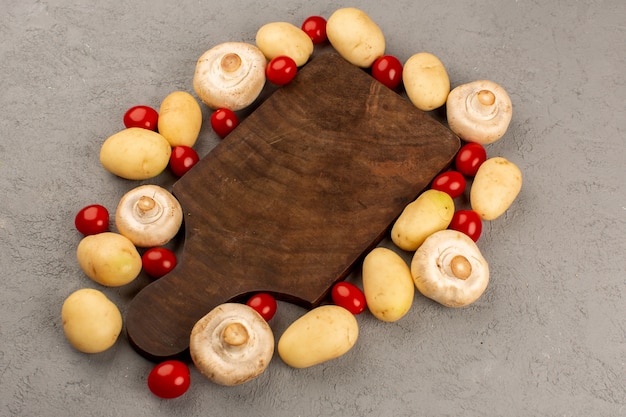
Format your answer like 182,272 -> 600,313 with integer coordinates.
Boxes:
126,54 -> 460,361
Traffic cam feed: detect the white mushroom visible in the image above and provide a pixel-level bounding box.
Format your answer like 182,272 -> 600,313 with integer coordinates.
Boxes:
115,185 -> 183,248
193,42 -> 267,111
190,303 -> 274,386
410,230 -> 489,308
446,80 -> 513,145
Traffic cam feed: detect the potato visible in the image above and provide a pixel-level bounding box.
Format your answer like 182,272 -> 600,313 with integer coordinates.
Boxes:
62,288 -> 122,353
100,127 -> 171,180
278,305 -> 358,368
470,157 -> 522,220
362,247 -> 414,322
255,22 -> 314,67
326,7 -> 385,68
158,91 -> 203,147
76,232 -> 142,287
403,52 -> 450,111
391,189 -> 455,251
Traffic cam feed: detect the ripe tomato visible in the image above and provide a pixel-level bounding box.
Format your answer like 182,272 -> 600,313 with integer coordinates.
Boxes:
266,56 -> 298,86
142,247 -> 177,278
301,16 -> 327,44
449,210 -> 483,242
147,360 -> 190,399
74,204 -> 109,235
431,170 -> 466,199
371,55 -> 403,90
123,105 -> 158,131
455,142 -> 487,177
210,108 -> 239,139
169,146 -> 199,177
331,282 -> 366,315
246,293 -> 277,322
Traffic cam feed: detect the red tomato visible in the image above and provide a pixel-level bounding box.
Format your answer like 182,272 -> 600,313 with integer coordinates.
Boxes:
266,56 -> 298,86
147,360 -> 190,399
74,204 -> 109,235
123,105 -> 158,130
371,55 -> 403,90
331,282 -> 366,315
431,170 -> 467,199
142,247 -> 177,278
169,146 -> 199,177
449,210 -> 483,242
455,142 -> 487,177
301,16 -> 327,44
210,108 -> 239,138
246,293 -> 277,322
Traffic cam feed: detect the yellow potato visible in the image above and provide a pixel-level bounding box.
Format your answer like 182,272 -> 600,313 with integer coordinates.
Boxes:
76,232 -> 142,287
100,127 -> 171,180
391,189 -> 455,251
403,52 -> 450,111
362,247 -> 414,322
62,288 -> 123,353
470,157 -> 522,220
278,305 -> 358,368
326,7 -> 385,68
255,22 -> 314,67
158,91 -> 203,147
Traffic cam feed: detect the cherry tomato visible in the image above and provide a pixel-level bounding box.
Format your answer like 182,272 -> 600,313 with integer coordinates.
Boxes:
169,145 -> 199,177
147,360 -> 190,399
301,16 -> 327,44
123,105 -> 158,131
431,170 -> 467,199
455,142 -> 487,177
371,55 -> 403,90
331,282 -> 366,315
449,210 -> 483,242
246,293 -> 277,322
210,108 -> 239,139
265,56 -> 298,86
142,247 -> 177,278
74,204 -> 109,235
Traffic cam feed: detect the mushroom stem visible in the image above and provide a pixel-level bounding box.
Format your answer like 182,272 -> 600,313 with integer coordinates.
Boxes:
222,322 -> 249,347
221,53 -> 242,73
133,196 -> 163,223
466,89 -> 498,120
450,255 -> 472,280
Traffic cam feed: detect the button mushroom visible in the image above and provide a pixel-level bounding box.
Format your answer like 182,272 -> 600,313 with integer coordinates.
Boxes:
115,184 -> 183,248
193,42 -> 267,111
410,229 -> 489,308
446,80 -> 513,145
190,303 -> 274,386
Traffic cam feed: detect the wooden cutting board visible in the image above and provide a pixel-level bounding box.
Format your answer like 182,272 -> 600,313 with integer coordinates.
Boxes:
126,53 -> 460,361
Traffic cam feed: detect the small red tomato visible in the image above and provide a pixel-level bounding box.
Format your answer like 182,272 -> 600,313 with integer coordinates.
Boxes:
74,204 -> 109,235
371,55 -> 403,90
266,56 -> 298,86
301,16 -> 327,44
455,142 -> 487,177
449,210 -> 483,242
246,293 -> 277,322
331,282 -> 366,315
169,146 -> 199,177
147,360 -> 190,399
123,105 -> 159,130
142,247 -> 177,278
210,108 -> 239,139
431,170 -> 467,199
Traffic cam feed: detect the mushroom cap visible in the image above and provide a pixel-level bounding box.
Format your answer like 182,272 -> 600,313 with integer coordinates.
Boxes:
115,185 -> 183,248
446,80 -> 512,145
410,230 -> 489,307
190,303 -> 274,386
193,42 -> 267,111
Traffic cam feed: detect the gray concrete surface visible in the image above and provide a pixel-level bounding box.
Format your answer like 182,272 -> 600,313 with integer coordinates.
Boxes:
1,0 -> 624,416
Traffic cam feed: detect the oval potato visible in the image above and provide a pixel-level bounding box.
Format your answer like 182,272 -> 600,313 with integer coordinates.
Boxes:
403,52 -> 450,111
158,91 -> 203,147
362,247 -> 414,322
278,305 -> 358,368
326,7 -> 385,68
470,157 -> 522,220
256,22 -> 314,67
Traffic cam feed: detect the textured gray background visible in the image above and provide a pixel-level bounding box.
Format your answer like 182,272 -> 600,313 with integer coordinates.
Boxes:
1,0 -> 624,416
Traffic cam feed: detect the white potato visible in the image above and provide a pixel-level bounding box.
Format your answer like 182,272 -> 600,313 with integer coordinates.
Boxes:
470,157 -> 522,220
326,7 -> 385,68
256,22 -> 314,67
158,91 -> 203,147
403,52 -> 450,111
